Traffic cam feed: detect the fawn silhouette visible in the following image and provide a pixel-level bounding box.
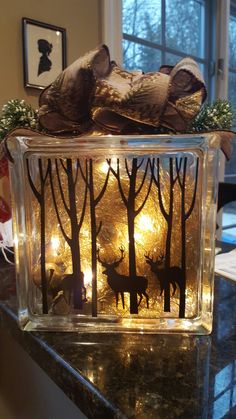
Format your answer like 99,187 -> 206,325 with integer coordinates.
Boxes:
48,269 -> 87,305
97,247 -> 149,309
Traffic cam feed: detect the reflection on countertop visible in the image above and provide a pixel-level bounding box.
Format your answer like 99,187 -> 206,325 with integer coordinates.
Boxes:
0,258 -> 235,419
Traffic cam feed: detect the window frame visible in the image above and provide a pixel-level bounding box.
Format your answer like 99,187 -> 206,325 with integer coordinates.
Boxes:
101,0 -> 123,64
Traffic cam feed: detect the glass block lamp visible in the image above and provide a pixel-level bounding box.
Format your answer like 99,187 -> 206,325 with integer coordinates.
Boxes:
7,133 -> 220,333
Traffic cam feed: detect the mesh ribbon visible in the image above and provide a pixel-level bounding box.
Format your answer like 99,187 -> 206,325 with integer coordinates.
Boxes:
38,45 -> 207,135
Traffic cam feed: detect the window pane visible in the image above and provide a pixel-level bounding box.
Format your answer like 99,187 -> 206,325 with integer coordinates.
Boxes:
228,72 -> 236,112
225,141 -> 236,179
123,39 -> 161,72
122,0 -> 161,44
165,52 -> 182,66
229,13 -> 236,68
166,0 -> 205,57
226,6 -> 236,213
225,69 -> 236,236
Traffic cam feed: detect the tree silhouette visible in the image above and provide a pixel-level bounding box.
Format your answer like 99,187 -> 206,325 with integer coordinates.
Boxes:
78,159 -> 111,317
26,158 -> 51,314
150,156 -> 199,317
176,156 -> 199,318
109,158 -> 152,314
49,158 -> 88,310
151,157 -> 182,312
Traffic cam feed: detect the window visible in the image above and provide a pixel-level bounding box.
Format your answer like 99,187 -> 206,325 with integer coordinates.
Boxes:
226,2 -> 236,186
121,0 -> 236,242
228,2 -> 236,113
222,1 -> 236,242
122,0 -> 210,88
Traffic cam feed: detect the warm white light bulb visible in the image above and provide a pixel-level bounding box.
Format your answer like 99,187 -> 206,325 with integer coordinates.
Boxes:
134,231 -> 143,244
83,269 -> 93,287
137,214 -> 154,232
51,236 -> 60,251
99,161 -> 110,174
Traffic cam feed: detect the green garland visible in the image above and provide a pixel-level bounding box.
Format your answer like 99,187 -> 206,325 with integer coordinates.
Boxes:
0,99 -> 38,141
0,98 -> 234,141
190,99 -> 234,132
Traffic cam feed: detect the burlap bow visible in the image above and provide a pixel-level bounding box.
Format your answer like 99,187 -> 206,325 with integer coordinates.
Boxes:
38,44 -> 207,136
1,45 -> 234,160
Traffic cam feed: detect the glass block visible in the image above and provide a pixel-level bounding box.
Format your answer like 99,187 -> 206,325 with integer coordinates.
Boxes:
7,134 -> 220,333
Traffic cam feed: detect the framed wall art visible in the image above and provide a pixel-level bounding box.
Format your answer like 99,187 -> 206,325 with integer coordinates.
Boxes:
22,18 -> 66,90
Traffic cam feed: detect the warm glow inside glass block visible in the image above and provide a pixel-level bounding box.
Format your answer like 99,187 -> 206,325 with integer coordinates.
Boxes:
7,134 -> 220,333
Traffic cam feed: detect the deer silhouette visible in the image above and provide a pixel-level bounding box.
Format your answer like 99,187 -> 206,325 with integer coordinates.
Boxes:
145,253 -> 184,296
97,247 -> 149,309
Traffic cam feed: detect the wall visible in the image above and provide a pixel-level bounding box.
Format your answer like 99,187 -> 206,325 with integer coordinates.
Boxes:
0,0 -> 101,110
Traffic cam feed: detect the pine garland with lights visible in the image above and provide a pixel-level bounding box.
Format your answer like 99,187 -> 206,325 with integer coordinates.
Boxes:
189,99 -> 234,133
0,99 -> 38,141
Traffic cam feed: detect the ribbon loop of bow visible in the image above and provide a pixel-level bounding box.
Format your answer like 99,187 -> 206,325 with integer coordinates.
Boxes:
38,44 -> 207,136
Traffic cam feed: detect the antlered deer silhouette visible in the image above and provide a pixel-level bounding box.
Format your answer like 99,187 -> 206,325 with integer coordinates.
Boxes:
145,253 -> 184,297
97,247 -> 149,309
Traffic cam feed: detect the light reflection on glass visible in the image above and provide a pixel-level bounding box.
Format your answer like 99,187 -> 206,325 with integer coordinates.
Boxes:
213,390 -> 231,419
213,360 -> 236,418
214,364 -> 233,397
233,385 -> 236,407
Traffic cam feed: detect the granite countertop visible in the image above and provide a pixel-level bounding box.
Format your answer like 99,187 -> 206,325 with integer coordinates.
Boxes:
0,253 -> 236,419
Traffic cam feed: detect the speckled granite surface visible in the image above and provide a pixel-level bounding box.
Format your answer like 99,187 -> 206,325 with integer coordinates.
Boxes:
0,255 -> 236,419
